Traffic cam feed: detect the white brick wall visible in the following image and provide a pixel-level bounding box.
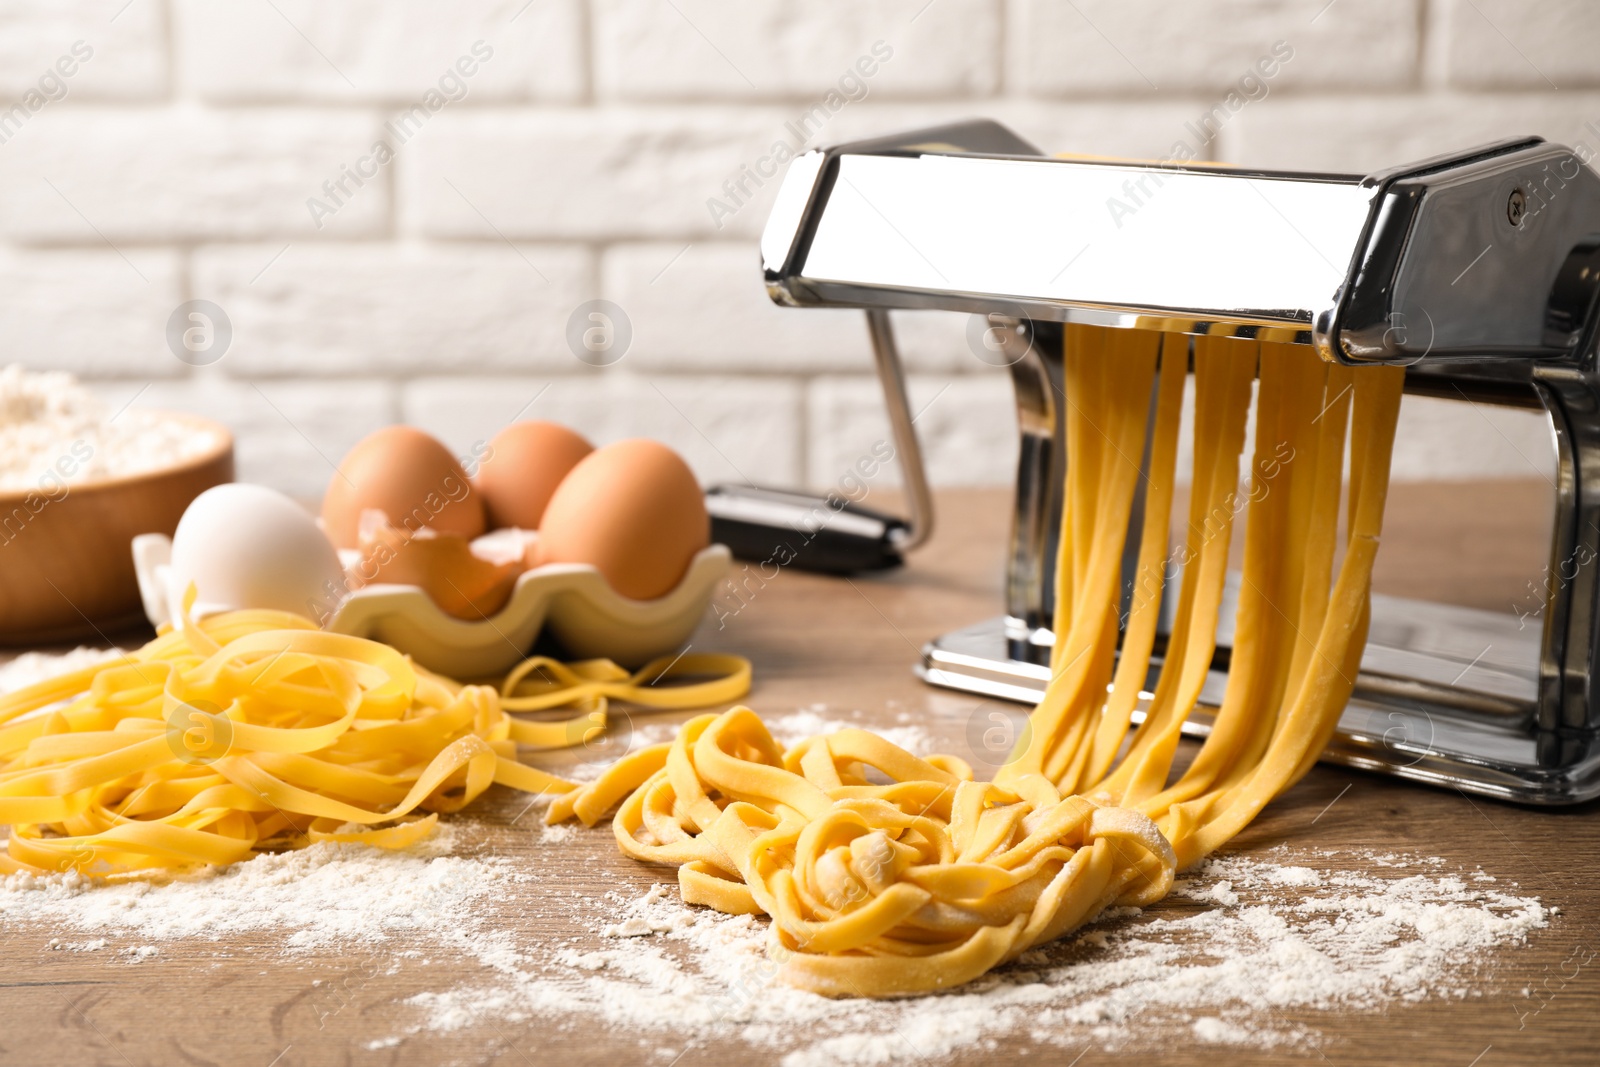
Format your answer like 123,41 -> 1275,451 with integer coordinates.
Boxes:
602,242 -> 868,373
174,0 -> 585,103
0,0 -> 1592,497
193,243 -> 594,375
0,110 -> 386,239
0,249 -> 182,377
808,375 -> 1019,489
405,108 -> 793,240
401,374 -> 803,486
1231,93 -> 1600,172
591,0 -> 999,100
1010,0 -> 1420,96
0,2 -> 166,99
1435,0 -> 1600,90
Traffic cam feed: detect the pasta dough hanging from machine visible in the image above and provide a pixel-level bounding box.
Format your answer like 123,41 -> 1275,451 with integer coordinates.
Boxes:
734,119 -> 1600,805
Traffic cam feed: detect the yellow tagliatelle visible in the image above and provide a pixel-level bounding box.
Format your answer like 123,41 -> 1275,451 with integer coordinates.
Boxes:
0,601 -> 749,875
551,330 -> 1405,997
546,708 -> 1176,997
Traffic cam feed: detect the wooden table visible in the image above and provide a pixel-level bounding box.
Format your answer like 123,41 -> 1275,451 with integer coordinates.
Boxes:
2,484 -> 1596,1067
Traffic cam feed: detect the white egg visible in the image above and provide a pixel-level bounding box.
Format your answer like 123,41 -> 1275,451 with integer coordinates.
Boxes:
168,484 -> 347,623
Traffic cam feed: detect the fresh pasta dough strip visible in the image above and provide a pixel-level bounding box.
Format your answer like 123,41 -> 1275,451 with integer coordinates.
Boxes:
1079,331 -> 1189,789
1097,335 -> 1255,807
1008,327 -> 1155,788
1143,342 -> 1314,809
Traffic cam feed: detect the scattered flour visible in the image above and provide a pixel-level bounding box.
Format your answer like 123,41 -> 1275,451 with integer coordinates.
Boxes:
1193,1016 -> 1255,1044
403,849 -> 1548,1062
0,825 -> 525,968
765,704 -> 934,755
0,364 -> 223,491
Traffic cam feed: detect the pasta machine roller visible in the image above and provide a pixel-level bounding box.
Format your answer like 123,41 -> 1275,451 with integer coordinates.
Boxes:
758,119 -> 1600,805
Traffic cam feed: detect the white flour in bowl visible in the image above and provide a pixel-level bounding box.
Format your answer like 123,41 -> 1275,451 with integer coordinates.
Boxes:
0,647 -> 126,693
0,364 -> 223,491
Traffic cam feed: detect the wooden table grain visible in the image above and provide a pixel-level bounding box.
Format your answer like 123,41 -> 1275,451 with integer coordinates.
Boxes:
1,482 -> 1595,1067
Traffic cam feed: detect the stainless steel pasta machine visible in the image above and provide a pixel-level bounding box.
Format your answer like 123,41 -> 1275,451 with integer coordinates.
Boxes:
756,119 -> 1600,805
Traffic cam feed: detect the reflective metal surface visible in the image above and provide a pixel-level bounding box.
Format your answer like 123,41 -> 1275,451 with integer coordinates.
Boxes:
918,611 -> 1600,806
798,154 -> 1372,328
997,318 -> 1063,631
866,309 -> 934,553
763,121 -> 1600,365
1325,139 -> 1600,363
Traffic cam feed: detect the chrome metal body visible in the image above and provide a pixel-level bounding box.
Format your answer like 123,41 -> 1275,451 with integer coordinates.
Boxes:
759,120 -> 1600,804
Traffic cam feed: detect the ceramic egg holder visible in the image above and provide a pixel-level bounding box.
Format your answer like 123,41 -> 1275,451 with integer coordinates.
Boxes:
132,532 -> 730,679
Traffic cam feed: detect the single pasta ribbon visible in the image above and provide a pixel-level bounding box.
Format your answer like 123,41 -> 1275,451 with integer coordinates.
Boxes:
497,652 -> 752,751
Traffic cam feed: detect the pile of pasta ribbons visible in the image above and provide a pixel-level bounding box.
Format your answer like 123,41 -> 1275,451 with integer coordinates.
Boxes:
0,326 -> 1404,999
549,327 -> 1405,996
0,599 -> 748,874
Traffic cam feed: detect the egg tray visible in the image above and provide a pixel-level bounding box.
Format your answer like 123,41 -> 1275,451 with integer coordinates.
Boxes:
132,535 -> 731,679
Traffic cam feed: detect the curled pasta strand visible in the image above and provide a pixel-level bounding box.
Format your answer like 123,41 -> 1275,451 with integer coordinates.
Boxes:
553,703 -> 1176,996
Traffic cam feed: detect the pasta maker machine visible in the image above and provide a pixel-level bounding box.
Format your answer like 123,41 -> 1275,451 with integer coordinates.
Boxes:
757,119 -> 1600,805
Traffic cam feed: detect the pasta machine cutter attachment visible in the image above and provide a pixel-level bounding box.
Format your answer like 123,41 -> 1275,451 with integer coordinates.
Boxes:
758,119 -> 1600,804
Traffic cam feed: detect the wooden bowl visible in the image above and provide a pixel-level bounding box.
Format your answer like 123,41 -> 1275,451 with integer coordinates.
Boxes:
0,413 -> 234,645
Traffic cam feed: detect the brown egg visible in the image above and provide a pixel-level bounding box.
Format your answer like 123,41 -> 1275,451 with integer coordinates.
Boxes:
474,421 -> 594,530
537,439 -> 708,601
321,426 -> 486,549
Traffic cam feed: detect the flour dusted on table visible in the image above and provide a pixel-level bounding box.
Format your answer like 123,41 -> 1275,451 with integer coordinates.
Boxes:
0,825 -> 523,958
407,850 -> 1548,1062
0,364 -> 223,490
766,704 -> 934,755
